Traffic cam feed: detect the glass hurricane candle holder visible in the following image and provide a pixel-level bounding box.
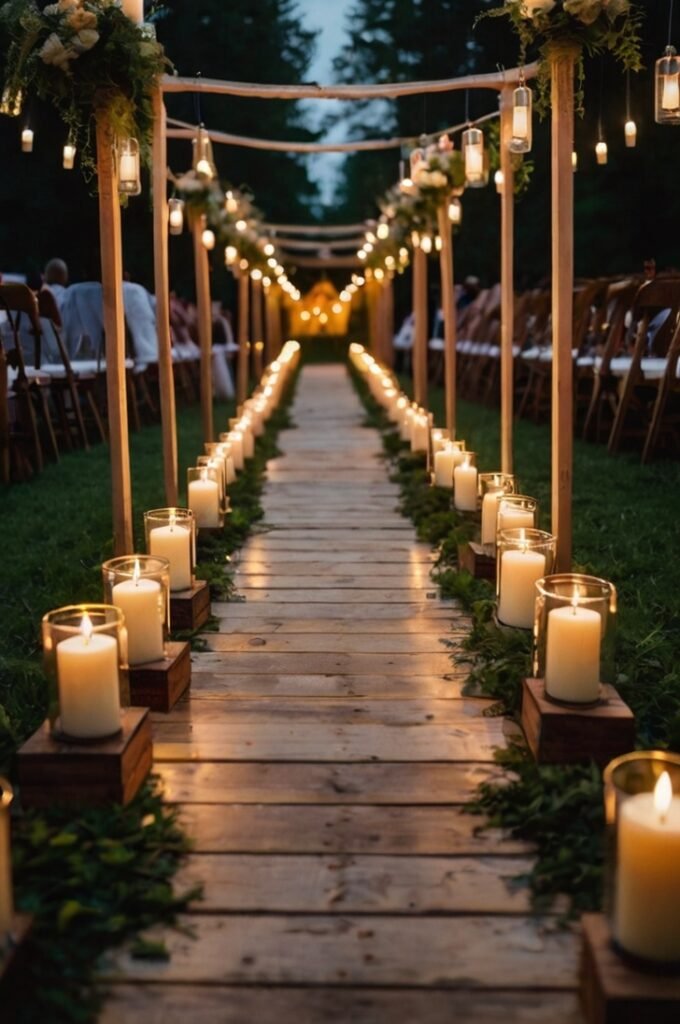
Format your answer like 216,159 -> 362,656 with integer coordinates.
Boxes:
206,441 -> 236,486
478,473 -> 515,546
453,452 -> 478,511
496,528 -> 556,630
655,46 -> 680,125
430,427 -> 451,455
604,751 -> 680,970
0,776 -> 13,941
168,197 -> 185,235
197,454 -> 228,511
145,508 -> 195,592
533,573 -> 616,705
496,494 -> 538,541
42,605 -> 128,742
220,431 -> 244,471
410,410 -> 431,454
432,440 -> 466,489
116,137 -> 141,196
229,417 -> 254,459
187,465 -> 223,529
103,555 -> 170,667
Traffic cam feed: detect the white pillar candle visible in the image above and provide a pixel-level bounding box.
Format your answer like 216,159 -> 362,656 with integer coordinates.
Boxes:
149,519 -> 192,592
454,459 -> 478,511
431,430 -> 447,454
512,105 -> 529,139
239,422 -> 255,459
400,407 -> 415,442
433,447 -> 456,488
0,783 -> 13,936
122,0 -> 144,24
112,563 -> 164,666
481,489 -> 503,545
616,773 -> 680,963
21,128 -> 33,153
545,598 -> 601,703
411,415 -> 430,453
119,152 -> 138,182
189,470 -> 221,528
497,548 -> 545,629
56,614 -> 121,739
227,431 -> 244,471
63,142 -> 76,170
497,502 -> 535,536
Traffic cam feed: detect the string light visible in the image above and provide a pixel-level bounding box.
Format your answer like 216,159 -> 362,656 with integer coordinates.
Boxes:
462,126 -> 487,188
448,197 -> 462,225
201,227 -> 216,250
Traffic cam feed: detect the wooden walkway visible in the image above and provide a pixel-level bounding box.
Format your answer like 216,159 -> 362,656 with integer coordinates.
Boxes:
101,365 -> 582,1023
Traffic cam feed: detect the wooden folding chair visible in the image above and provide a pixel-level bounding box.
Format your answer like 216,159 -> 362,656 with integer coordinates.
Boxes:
608,278 -> 680,455
581,279 -> 639,443
641,309 -> 680,462
38,289 -> 92,451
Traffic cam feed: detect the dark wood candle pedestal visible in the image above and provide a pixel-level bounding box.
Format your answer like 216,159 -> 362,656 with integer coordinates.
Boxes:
170,578 -> 211,632
0,914 -> 34,1006
17,707 -> 152,808
520,679 -> 635,766
457,540 -> 496,581
580,913 -> 680,1024
129,641 -> 191,712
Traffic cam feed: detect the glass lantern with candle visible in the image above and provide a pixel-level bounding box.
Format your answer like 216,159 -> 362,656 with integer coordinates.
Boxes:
42,605 -> 129,741
655,46 -> 680,125
432,440 -> 466,489
0,777 -> 14,942
193,125 -> 216,179
497,528 -> 556,630
478,473 -> 515,547
63,140 -> 76,170
116,137 -> 141,196
462,127 -> 488,188
220,431 -> 244,471
103,556 -> 170,668
205,441 -> 236,486
604,751 -> 680,969
496,494 -> 538,540
168,197 -> 185,235
197,454 -> 229,513
430,427 -> 451,455
533,573 -> 616,705
187,465 -> 223,529
453,452 -> 478,511
510,82 -> 533,153
448,196 -> 463,225
145,508 -> 195,592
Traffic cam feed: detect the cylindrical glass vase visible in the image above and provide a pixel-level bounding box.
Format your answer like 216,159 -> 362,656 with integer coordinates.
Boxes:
0,777 -> 13,940
432,440 -> 466,489
496,528 -> 556,630
496,494 -> 538,541
430,428 -> 451,455
604,751 -> 680,970
103,555 -> 169,667
145,508 -> 195,593
478,473 -> 515,546
42,604 -> 128,741
534,573 -> 616,705
187,465 -> 223,529
220,430 -> 244,471
453,452 -> 478,511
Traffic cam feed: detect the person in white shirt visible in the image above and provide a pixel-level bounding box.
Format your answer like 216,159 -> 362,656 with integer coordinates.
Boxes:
43,258 -> 69,309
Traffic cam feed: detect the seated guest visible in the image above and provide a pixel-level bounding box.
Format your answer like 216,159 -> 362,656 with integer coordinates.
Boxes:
43,258 -> 69,308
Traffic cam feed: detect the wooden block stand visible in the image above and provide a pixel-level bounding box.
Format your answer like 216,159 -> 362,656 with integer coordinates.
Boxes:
457,540 -> 496,581
521,678 -> 635,766
0,914 -> 33,1005
170,578 -> 210,632
581,913 -> 680,1024
130,641 -> 191,712
17,707 -> 152,808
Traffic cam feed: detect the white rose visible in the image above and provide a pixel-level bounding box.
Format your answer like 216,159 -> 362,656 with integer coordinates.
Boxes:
71,28 -> 100,53
39,32 -> 74,68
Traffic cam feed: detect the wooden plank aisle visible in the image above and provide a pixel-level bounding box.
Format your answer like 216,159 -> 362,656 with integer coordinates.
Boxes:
99,365 -> 582,1023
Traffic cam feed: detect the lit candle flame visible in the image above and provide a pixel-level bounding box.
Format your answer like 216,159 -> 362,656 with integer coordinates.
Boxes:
200,468 -> 208,483
519,527 -> 526,553
655,771 -> 673,823
81,612 -> 93,646
133,558 -> 141,585
571,587 -> 580,615
169,511 -> 176,532
462,455 -> 470,470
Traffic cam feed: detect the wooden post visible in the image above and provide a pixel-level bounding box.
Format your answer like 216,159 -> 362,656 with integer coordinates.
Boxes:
237,269 -> 250,405
383,276 -> 395,367
251,276 -> 264,379
500,86 -> 515,476
191,219 -> 214,444
95,115 -> 133,556
412,244 -> 428,408
437,204 -> 457,434
152,88 -> 179,506
550,47 -> 577,571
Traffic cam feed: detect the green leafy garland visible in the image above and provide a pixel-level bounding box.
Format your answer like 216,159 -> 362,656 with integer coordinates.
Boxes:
0,0 -> 170,174
478,0 -> 644,115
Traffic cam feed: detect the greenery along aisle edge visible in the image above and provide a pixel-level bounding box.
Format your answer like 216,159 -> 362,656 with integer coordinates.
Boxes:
349,362 -> 680,917
7,371 -> 299,1023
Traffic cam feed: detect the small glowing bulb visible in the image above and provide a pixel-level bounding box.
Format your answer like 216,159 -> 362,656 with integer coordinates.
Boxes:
595,140 -> 608,166
662,70 -> 680,111
494,169 -> 504,193
63,142 -> 76,170
235,219 -> 247,232
195,158 -> 213,178
572,150 -> 578,172
21,127 -> 33,153
624,119 -> 637,147
420,235 -> 432,254
264,242 -> 275,256
377,221 -> 389,240
202,228 -> 215,250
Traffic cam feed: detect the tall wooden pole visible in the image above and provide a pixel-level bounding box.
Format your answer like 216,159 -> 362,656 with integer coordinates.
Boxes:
383,276 -> 395,368
500,86 -> 515,476
413,244 -> 428,408
192,219 -> 213,444
251,276 -> 264,379
237,269 -> 250,406
437,204 -> 457,434
152,88 -> 178,506
550,47 -> 577,572
96,115 -> 133,556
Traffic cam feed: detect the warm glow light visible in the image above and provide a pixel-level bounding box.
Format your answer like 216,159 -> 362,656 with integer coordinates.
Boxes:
655,771 -> 673,821
239,258 -> 249,271
225,190 -> 238,213
81,612 -> 93,645
251,268 -> 263,281
572,150 -> 578,172
374,267 -> 385,281
63,142 -> 76,170
202,228 -> 216,250
420,235 -> 433,254
377,221 -> 389,240
300,310 -> 311,321
319,312 -> 328,324
235,219 -> 247,232
494,169 -> 504,193
624,119 -> 637,147
332,302 -> 343,314
365,231 -> 376,245
225,245 -> 237,266
21,127 -> 33,153
264,242 -> 275,256
596,140 -> 608,165
195,158 -> 213,178
339,290 -> 351,302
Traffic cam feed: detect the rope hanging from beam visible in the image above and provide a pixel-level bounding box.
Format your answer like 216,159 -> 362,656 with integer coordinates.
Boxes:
161,63 -> 537,101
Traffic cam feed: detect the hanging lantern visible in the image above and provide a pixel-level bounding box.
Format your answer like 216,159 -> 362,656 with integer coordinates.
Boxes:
448,197 -> 462,225
202,226 -> 216,250
572,149 -> 578,172
494,169 -> 504,194
117,137 -> 141,196
63,139 -> 76,170
168,197 -> 185,235
374,267 -> 385,281
377,220 -> 390,240
655,46 -> 680,124
434,235 -> 443,252
251,268 -> 263,282
224,189 -> 238,213
624,119 -> 637,147
21,126 -> 33,153
596,140 -> 608,166
420,234 -> 433,254
225,245 -> 238,266
193,125 -> 216,179
263,241 -> 275,256
410,230 -> 421,248
235,218 -> 247,233
510,83 -> 533,153
462,127 -> 487,188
